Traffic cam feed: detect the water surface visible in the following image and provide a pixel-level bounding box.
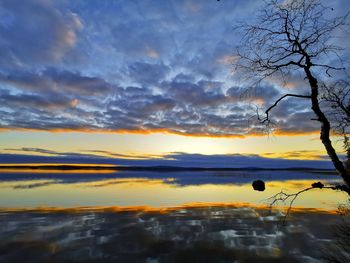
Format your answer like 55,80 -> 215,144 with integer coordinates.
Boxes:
0,169 -> 347,210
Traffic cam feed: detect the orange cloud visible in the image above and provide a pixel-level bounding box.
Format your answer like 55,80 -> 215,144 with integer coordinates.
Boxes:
145,47 -> 160,58
0,126 -> 323,139
69,98 -> 79,107
216,55 -> 239,65
184,0 -> 202,13
260,150 -> 326,160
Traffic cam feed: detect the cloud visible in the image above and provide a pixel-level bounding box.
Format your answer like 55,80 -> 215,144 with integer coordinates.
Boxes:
0,0 -> 82,68
0,69 -> 316,137
0,89 -> 75,111
0,149 -> 336,169
0,68 -> 112,96
145,47 -> 160,58
0,0 -> 340,137
226,84 -> 281,105
13,181 -> 55,189
0,148 -> 340,188
5,147 -> 82,156
127,62 -> 170,86
261,150 -> 331,160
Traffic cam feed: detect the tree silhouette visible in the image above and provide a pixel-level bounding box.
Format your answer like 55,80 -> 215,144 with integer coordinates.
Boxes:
235,0 -> 350,188
321,79 -> 350,151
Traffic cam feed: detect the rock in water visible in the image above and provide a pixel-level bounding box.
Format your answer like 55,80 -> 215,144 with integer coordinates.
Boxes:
311,181 -> 324,189
252,180 -> 265,191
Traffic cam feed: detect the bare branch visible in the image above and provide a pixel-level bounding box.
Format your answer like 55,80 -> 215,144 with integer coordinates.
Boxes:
259,93 -> 311,124
267,182 -> 350,224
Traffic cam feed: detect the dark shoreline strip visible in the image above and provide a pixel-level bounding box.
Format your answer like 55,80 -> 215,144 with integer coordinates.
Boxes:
0,164 -> 336,173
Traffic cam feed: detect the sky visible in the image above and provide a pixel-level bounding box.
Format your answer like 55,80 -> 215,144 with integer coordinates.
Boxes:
0,0 -> 349,167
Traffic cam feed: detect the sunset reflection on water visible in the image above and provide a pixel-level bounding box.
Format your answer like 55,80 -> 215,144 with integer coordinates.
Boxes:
0,169 -> 347,210
1,169 -> 349,263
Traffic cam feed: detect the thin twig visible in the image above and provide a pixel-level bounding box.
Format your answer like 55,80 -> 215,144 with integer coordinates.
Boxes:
267,183 -> 350,225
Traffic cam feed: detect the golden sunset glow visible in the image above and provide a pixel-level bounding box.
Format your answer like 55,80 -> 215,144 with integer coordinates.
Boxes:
0,130 -> 342,162
0,176 -> 346,210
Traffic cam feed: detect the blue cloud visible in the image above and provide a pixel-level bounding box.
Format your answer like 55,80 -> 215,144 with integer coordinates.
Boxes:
0,148 -> 336,169
0,0 -> 82,68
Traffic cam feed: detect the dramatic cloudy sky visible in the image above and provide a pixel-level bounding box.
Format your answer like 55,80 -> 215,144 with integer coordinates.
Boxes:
0,0 -> 348,166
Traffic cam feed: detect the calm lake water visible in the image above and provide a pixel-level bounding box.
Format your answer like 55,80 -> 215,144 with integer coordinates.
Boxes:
1,169 -> 349,263
0,169 -> 347,209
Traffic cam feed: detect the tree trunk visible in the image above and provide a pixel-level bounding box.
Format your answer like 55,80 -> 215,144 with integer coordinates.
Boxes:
304,67 -> 350,187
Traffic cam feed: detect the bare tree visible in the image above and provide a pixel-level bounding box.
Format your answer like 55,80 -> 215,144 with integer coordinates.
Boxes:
235,0 -> 350,187
321,79 -> 350,151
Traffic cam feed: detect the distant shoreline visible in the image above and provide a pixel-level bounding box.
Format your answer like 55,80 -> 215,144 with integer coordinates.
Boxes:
0,164 -> 336,173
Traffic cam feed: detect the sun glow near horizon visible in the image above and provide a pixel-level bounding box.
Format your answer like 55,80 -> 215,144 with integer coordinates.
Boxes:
0,130 -> 342,162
